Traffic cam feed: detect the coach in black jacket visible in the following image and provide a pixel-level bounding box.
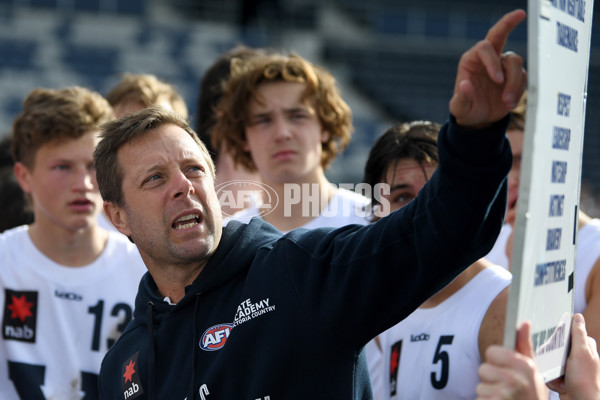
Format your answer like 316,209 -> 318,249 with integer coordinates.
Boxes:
95,9 -> 526,400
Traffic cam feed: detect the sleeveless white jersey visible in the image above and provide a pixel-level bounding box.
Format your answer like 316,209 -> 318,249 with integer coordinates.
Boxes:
484,223 -> 512,270
0,225 -> 147,400
379,265 -> 512,400
574,218 -> 600,313
223,187 -> 371,230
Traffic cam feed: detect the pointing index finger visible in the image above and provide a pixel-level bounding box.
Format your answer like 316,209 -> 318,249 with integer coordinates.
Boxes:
485,9 -> 527,54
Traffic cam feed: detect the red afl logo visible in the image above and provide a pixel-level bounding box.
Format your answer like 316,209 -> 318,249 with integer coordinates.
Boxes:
200,323 -> 232,351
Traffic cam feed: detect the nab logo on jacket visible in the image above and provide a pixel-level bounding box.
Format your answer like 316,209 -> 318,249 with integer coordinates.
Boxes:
200,323 -> 232,351
2,289 -> 38,343
122,351 -> 144,399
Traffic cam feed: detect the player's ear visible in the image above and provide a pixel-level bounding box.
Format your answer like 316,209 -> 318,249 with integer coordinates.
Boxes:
14,162 -> 33,194
104,202 -> 132,238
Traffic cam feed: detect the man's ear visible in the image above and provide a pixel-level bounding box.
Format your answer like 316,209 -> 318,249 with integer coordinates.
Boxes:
13,162 -> 32,194
320,129 -> 330,143
104,201 -> 132,237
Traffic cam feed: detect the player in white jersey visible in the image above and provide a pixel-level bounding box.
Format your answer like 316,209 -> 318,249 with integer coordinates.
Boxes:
211,51 -> 371,232
0,86 -> 146,399
363,121 -> 512,399
0,227 -> 145,399
211,52 -> 382,396
380,262 -> 510,399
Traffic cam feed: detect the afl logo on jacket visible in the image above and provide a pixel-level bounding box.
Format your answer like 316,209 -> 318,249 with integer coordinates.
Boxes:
200,323 -> 232,351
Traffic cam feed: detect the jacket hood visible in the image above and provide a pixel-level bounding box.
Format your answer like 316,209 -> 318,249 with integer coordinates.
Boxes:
132,218 -> 282,325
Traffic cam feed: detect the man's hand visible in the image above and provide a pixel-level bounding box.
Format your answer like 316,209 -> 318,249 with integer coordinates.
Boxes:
450,9 -> 527,129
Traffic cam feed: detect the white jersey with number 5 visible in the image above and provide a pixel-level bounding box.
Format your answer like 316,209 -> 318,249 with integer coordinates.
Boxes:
0,225 -> 146,400
380,264 -> 511,399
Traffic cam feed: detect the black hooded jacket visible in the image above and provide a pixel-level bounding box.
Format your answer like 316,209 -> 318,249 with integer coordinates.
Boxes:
98,116 -> 512,400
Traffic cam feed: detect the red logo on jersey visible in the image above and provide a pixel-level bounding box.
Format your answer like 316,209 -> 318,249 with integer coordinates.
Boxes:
389,340 -> 402,396
200,324 -> 232,351
8,295 -> 34,322
122,352 -> 144,399
2,289 -> 38,343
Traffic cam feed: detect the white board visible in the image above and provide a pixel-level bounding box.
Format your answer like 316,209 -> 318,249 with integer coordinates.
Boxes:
503,0 -> 594,382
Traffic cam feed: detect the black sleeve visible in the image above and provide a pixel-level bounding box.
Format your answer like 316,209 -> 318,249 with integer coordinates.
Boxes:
281,115 -> 512,349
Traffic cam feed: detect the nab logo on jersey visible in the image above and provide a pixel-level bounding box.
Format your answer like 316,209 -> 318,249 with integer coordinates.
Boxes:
200,323 -> 232,351
2,289 -> 38,343
122,351 -> 144,399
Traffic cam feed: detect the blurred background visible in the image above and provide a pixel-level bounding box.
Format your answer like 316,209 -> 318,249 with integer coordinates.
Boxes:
0,0 -> 599,214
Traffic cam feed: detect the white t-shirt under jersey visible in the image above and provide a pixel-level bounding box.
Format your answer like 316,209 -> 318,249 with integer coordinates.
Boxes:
0,225 -> 147,400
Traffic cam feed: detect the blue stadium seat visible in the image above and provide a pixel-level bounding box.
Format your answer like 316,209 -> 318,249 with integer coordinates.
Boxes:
373,9 -> 408,35
0,39 -> 37,70
424,14 -> 449,37
29,0 -> 58,8
61,44 -> 119,77
74,0 -> 101,12
117,0 -> 146,16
